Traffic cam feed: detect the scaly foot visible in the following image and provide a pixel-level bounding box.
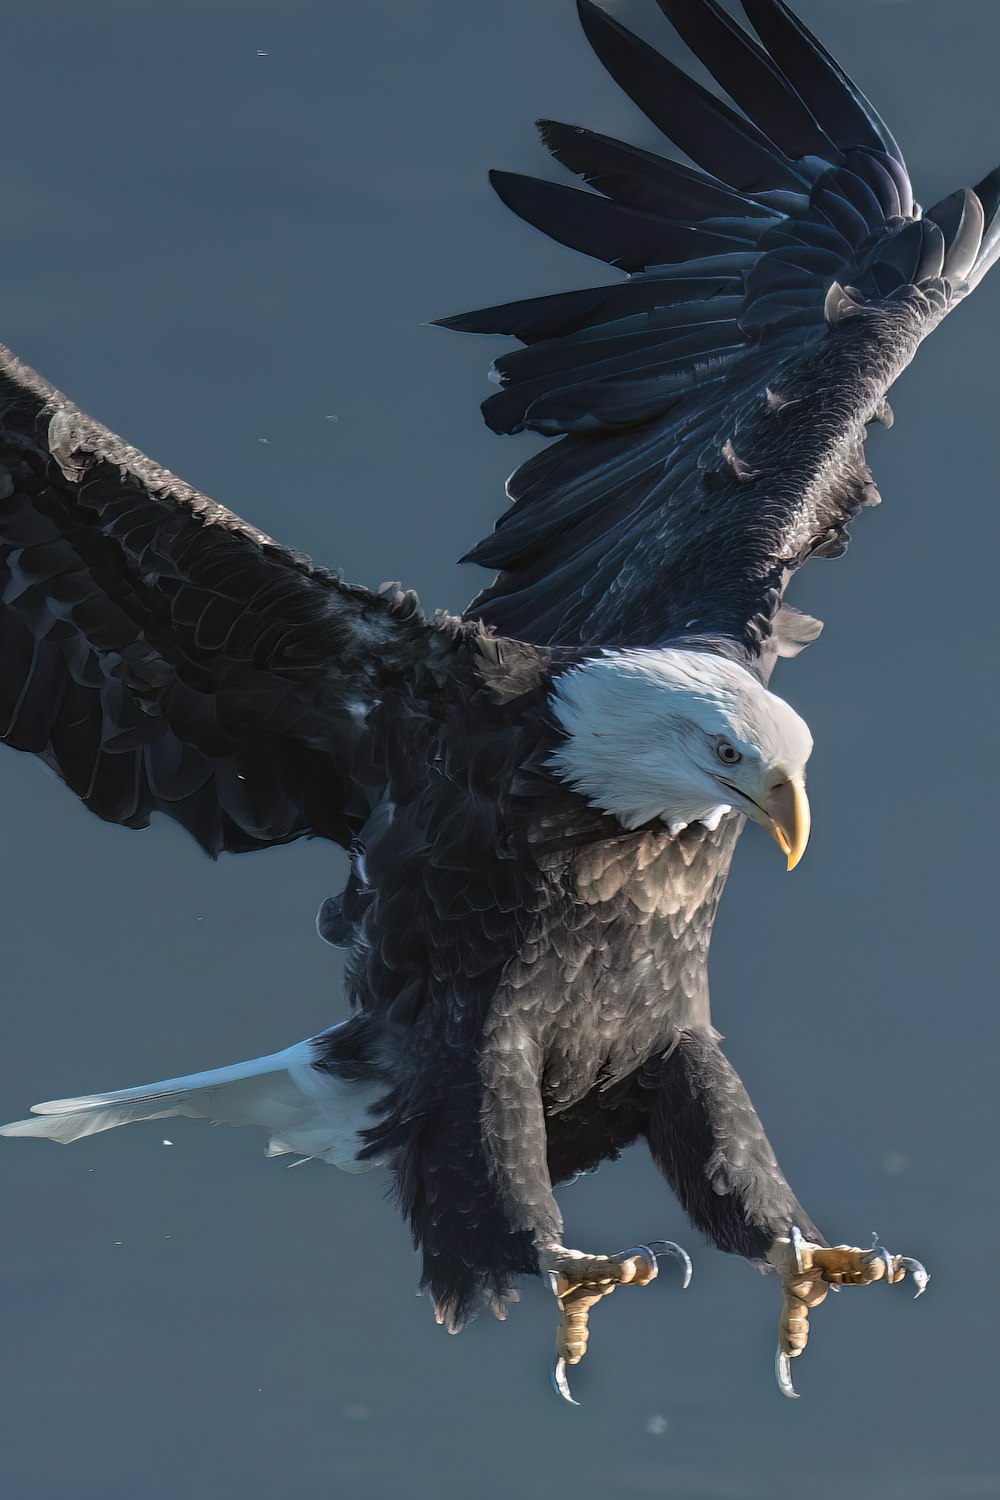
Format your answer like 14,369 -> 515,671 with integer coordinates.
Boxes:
542,1240 -> 692,1404
770,1227 -> 929,1399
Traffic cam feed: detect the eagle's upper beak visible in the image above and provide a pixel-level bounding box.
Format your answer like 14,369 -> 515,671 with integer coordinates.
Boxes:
714,768 -> 811,871
758,774 -> 811,872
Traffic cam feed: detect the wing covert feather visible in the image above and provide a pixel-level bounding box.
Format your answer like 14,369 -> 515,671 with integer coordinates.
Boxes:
0,346 -> 462,854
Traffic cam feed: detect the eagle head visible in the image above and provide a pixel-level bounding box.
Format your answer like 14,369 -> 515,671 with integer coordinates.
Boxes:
548,648 -> 813,869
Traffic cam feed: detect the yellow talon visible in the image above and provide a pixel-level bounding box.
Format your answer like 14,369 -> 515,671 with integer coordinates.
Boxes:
770,1231 -> 929,1399
545,1241 -> 691,1404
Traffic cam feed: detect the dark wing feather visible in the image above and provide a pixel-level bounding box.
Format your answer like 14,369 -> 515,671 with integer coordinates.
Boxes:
446,0 -> 1000,654
0,347 -> 461,855
574,0 -> 808,193
653,0 -> 835,162
488,170 -> 756,272
537,122 -> 777,222
741,0 -> 907,167
434,274 -> 742,344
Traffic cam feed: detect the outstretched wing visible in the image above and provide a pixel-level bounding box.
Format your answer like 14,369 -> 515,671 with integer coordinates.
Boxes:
445,0 -> 1000,653
0,346 -> 460,855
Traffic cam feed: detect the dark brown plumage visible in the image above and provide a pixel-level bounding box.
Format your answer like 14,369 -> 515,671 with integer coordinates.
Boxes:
0,0 -> 986,1393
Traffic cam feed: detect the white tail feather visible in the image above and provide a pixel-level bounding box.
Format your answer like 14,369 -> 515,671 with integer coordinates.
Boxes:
0,1028 -> 384,1171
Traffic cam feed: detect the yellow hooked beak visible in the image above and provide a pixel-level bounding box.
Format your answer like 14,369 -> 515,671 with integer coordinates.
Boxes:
757,774 -> 811,872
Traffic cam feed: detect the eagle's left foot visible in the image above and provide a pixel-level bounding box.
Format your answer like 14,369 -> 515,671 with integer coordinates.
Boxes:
770,1227 -> 929,1399
542,1240 -> 692,1405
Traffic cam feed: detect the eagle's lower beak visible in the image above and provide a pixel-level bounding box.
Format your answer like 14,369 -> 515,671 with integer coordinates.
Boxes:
761,775 -> 811,872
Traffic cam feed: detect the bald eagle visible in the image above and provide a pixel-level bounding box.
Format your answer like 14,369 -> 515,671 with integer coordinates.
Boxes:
4,0 -> 990,1402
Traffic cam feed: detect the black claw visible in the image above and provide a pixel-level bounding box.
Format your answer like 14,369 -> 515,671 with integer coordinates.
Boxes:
552,1357 -> 580,1406
790,1225 -> 806,1276
899,1256 -> 930,1298
647,1239 -> 693,1289
775,1349 -> 800,1400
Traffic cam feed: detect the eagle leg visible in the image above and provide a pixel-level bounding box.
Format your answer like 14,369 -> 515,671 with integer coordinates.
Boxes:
640,1030 -> 929,1398
543,1242 -> 692,1405
769,1230 -> 930,1399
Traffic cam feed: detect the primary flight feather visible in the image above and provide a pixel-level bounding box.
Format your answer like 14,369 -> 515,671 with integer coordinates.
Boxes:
1,0 -> 982,1401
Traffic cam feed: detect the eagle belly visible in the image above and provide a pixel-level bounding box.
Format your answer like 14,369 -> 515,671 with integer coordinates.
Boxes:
501,817 -> 741,1116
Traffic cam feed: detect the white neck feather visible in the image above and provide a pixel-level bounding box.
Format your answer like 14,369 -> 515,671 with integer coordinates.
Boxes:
548,648 -> 748,832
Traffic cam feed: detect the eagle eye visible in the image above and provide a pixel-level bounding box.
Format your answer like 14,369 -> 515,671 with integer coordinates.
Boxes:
715,740 -> 742,766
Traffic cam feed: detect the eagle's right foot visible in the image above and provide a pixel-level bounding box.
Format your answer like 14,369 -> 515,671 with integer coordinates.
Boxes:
541,1241 -> 692,1404
770,1227 -> 929,1399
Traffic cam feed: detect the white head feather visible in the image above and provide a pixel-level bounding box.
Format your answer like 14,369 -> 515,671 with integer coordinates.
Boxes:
548,648 -> 813,834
